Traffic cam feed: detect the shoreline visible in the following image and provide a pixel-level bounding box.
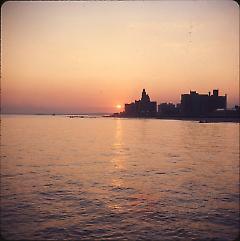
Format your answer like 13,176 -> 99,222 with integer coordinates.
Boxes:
157,116 -> 240,123
108,115 -> 240,123
1,113 -> 239,123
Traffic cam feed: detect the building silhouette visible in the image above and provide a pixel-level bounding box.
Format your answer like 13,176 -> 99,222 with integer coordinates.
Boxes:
112,88 -> 238,120
124,89 -> 157,117
158,102 -> 180,116
180,89 -> 227,117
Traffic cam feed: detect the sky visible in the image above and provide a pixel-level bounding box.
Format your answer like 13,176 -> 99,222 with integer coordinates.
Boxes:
1,0 -> 239,114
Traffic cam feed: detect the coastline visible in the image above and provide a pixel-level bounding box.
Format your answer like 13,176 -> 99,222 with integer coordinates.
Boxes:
156,116 -> 240,123
108,115 -> 240,123
1,113 -> 239,123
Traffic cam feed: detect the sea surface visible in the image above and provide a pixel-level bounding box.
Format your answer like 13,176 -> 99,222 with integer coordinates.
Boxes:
1,115 -> 239,240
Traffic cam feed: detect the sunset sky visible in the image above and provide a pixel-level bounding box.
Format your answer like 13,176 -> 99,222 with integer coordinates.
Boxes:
1,1 -> 239,114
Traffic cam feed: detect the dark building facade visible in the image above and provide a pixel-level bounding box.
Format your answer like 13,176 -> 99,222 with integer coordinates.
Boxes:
124,89 -> 157,117
181,89 -> 227,117
158,103 -> 180,116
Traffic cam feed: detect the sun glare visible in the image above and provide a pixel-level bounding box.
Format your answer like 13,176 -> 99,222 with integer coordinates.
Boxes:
116,104 -> 122,109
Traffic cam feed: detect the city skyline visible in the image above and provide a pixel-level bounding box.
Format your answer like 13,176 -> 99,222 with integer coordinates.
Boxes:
1,1 -> 239,114
115,88 -> 240,120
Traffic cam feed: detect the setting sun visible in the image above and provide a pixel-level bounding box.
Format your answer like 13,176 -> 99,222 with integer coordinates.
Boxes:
116,104 -> 122,109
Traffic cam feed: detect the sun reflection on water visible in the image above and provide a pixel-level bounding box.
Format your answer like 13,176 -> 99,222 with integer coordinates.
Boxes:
111,119 -> 125,170
107,119 -> 128,213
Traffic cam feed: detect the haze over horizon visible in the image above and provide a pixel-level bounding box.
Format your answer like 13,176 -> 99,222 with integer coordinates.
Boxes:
1,1 -> 239,114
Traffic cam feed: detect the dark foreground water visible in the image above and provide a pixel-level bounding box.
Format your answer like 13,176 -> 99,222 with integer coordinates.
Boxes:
1,115 -> 239,240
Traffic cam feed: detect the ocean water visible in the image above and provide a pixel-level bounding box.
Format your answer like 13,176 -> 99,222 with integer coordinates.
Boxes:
1,115 -> 239,240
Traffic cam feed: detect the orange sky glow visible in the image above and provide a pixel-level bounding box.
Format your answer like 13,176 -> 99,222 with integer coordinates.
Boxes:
1,1 -> 239,113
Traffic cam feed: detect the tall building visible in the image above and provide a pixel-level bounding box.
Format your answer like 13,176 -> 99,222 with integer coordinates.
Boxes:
181,89 -> 227,117
124,89 -> 157,117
